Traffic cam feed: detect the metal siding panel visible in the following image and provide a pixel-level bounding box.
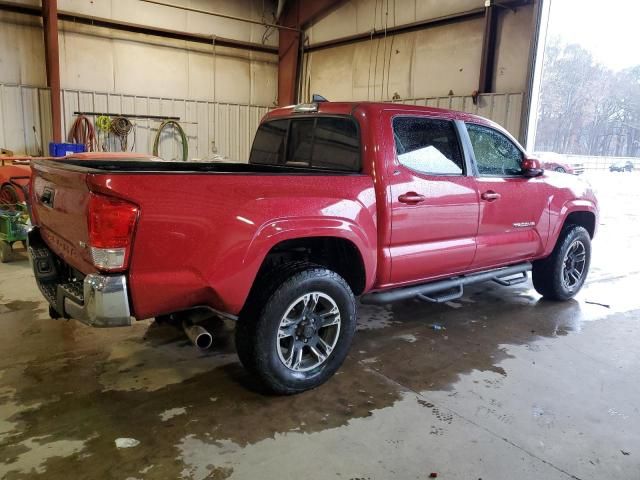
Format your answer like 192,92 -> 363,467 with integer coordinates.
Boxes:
476,94 -> 492,120
78,91 -> 94,113
21,87 -> 41,155
62,90 -> 79,143
196,102 -> 208,160
39,89 -> 53,149
505,93 -> 523,140
94,93 -> 108,113
134,96 -> 150,155
450,96 -> 464,112
2,85 -> 26,153
107,94 -> 122,119
185,100 -> 198,159
399,92 -> 524,138
0,83 -> 276,160
0,85 -> 6,149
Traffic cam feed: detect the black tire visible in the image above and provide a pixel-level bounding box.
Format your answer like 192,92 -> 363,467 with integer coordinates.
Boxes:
532,225 -> 591,300
554,167 -> 566,173
236,265 -> 357,394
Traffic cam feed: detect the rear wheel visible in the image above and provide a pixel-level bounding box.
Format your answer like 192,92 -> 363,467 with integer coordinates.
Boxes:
236,266 -> 357,394
532,225 -> 591,300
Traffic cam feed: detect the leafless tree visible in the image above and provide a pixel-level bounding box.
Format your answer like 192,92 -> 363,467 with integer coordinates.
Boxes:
535,38 -> 640,158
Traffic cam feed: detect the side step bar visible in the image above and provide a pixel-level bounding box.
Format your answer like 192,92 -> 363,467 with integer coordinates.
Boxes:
360,262 -> 532,305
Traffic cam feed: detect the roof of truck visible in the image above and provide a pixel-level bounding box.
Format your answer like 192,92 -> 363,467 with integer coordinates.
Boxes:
266,101 -> 497,126
264,101 -> 514,145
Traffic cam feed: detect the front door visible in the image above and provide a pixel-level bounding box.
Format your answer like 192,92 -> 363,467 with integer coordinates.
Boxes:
387,115 -> 480,285
464,123 -> 549,269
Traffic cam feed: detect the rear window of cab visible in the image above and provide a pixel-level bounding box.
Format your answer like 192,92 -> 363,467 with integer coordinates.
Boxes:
250,116 -> 361,172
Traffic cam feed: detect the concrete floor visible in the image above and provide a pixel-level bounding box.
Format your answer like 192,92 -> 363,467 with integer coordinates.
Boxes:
1,172 -> 639,480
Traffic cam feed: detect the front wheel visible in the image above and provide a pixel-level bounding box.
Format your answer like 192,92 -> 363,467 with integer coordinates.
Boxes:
532,225 -> 591,300
236,267 -> 357,394
554,166 -> 566,173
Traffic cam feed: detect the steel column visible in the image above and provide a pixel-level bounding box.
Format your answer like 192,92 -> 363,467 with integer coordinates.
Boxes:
42,0 -> 62,142
478,2 -> 499,94
277,0 -> 349,106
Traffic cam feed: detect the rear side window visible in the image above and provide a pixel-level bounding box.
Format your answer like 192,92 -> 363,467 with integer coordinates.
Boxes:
249,119 -> 288,166
250,117 -> 360,172
286,118 -> 314,166
310,117 -> 360,171
393,117 -> 464,175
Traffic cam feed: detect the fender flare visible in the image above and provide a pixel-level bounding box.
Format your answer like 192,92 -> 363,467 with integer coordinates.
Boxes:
547,199 -> 598,253
244,216 -> 377,291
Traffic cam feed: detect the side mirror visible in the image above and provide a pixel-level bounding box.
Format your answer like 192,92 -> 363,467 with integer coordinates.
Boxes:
522,158 -> 544,178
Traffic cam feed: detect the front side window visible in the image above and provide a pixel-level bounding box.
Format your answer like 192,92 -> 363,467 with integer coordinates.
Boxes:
392,117 -> 464,175
466,123 -> 523,176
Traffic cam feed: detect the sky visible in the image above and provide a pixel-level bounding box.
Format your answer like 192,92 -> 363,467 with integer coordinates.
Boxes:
547,0 -> 640,71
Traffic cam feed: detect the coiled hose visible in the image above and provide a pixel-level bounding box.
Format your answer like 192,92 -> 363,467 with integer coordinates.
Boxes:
153,120 -> 188,162
68,115 -> 96,152
95,115 -> 111,152
110,116 -> 135,152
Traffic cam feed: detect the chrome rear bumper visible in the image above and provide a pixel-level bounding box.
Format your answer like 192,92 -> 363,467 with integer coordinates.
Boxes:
28,228 -> 133,327
63,274 -> 133,327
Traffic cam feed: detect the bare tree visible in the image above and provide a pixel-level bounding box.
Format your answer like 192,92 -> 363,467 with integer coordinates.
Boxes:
534,38 -> 640,158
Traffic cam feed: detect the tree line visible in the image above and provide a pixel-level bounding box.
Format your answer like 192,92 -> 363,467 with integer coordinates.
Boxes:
534,38 -> 640,157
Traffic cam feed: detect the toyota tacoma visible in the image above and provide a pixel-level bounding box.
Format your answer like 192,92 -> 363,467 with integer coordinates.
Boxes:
28,101 -> 598,393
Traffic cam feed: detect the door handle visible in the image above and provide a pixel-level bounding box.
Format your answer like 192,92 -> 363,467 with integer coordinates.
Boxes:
40,188 -> 54,207
398,192 -> 426,204
481,190 -> 501,202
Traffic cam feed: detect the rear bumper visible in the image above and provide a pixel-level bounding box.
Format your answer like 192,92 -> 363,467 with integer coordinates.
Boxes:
28,228 -> 133,327
64,274 -> 132,327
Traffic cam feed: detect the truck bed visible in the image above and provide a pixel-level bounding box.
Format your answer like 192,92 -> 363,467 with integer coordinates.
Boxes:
29,158 -> 378,319
56,159 -> 363,175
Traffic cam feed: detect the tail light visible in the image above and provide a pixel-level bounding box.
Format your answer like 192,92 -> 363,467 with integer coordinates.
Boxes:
88,193 -> 139,271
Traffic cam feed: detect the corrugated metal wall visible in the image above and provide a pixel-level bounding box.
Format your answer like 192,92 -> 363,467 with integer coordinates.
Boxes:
0,84 -> 52,157
396,92 -> 525,141
1,83 -> 525,161
0,83 -> 272,162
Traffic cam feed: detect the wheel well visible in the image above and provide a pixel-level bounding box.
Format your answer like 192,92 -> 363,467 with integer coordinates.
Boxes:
564,211 -> 596,238
256,237 -> 367,295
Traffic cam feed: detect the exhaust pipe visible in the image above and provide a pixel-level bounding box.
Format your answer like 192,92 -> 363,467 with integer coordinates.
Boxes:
183,321 -> 213,350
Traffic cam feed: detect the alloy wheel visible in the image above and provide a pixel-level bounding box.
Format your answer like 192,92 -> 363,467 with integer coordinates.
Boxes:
276,292 -> 341,372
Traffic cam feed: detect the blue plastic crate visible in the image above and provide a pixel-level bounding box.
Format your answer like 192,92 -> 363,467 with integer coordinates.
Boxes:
49,142 -> 85,157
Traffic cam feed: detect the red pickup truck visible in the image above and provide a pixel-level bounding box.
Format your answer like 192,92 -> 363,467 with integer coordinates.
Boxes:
28,101 -> 598,393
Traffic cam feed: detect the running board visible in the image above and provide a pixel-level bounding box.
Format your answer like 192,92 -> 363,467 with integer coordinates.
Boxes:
360,262 -> 532,305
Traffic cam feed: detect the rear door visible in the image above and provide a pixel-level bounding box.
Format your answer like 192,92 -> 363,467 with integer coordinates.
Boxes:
464,123 -> 549,269
387,114 -> 480,285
